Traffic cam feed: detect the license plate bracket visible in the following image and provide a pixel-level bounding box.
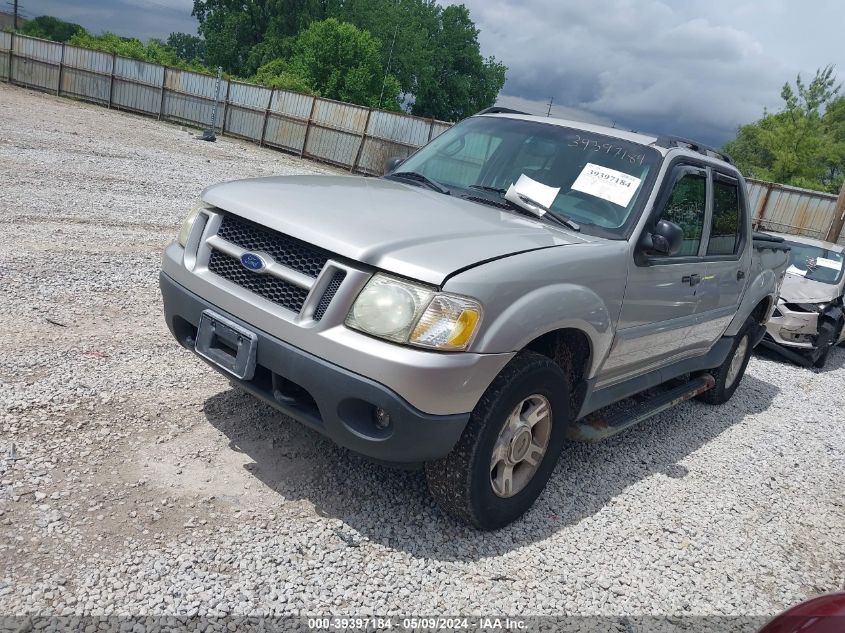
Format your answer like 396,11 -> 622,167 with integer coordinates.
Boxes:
195,310 -> 258,380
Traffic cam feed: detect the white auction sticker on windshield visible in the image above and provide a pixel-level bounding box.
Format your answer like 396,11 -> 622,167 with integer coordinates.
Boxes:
816,257 -> 843,271
571,163 -> 642,207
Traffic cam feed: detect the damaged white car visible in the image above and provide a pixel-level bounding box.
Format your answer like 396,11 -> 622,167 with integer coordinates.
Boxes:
762,232 -> 845,368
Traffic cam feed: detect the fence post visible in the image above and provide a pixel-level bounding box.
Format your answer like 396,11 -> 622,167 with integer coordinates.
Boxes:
754,182 -> 774,229
158,67 -> 167,121
300,96 -> 317,158
56,42 -> 65,96
221,80 -> 231,135
824,180 -> 845,243
428,118 -> 436,142
107,53 -> 116,108
351,107 -> 373,174
8,31 -> 14,85
259,88 -> 274,147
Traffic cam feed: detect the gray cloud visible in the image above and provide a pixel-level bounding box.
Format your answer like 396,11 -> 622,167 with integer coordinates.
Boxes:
14,1 -> 845,145
17,0 -> 197,41
460,0 -> 845,145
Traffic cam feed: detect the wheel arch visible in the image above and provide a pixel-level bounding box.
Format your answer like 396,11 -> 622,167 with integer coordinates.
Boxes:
522,327 -> 592,421
750,295 -> 773,324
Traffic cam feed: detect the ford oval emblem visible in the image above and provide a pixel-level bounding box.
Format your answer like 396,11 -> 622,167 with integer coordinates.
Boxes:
240,252 -> 267,272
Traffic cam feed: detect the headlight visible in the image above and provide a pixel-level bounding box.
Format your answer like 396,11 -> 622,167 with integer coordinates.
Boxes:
346,274 -> 482,350
177,200 -> 210,247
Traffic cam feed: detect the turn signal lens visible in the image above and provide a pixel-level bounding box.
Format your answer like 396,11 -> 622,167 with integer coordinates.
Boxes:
410,295 -> 483,351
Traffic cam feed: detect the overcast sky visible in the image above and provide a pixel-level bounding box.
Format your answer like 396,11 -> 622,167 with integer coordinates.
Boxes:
13,0 -> 845,145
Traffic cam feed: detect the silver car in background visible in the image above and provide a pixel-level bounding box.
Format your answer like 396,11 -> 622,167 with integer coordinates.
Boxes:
762,233 -> 845,367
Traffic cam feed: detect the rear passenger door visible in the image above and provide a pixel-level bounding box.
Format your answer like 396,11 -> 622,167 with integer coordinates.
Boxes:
694,171 -> 749,346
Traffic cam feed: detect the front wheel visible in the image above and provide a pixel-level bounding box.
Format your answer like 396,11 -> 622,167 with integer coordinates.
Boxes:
698,323 -> 753,405
425,351 -> 570,530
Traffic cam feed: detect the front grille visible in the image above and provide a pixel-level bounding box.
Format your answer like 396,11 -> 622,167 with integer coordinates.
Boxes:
217,214 -> 328,279
313,271 -> 346,321
208,250 -> 310,313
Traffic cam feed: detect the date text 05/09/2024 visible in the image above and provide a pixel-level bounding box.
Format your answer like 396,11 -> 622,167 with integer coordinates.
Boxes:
307,617 -> 528,631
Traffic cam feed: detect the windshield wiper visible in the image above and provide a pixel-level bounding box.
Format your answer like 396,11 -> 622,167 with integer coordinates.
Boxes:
468,184 -> 507,194
387,171 -> 450,195
518,201 -> 581,232
466,184 -> 580,231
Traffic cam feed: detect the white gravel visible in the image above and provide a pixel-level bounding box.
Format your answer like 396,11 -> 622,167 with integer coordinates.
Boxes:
0,84 -> 843,621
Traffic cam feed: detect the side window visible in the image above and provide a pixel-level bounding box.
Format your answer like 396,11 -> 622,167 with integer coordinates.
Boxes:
659,173 -> 706,257
707,178 -> 742,255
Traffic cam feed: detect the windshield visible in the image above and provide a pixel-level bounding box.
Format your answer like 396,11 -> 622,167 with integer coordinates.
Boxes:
784,240 -> 845,285
397,116 -> 661,236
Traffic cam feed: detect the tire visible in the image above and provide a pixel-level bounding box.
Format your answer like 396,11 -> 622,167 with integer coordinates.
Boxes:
697,320 -> 753,405
813,318 -> 843,368
812,346 -> 832,369
425,351 -> 570,530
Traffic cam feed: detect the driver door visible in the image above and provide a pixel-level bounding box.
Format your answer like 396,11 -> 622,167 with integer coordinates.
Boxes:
599,165 -> 710,386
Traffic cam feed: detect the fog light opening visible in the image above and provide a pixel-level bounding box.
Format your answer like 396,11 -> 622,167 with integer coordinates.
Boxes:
373,407 -> 391,430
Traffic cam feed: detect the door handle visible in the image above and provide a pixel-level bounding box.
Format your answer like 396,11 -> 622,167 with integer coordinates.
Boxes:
737,270 -> 746,280
682,274 -> 701,287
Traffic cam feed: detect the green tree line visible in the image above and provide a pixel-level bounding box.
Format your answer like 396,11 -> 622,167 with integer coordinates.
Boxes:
15,2 -> 507,121
724,66 -> 845,194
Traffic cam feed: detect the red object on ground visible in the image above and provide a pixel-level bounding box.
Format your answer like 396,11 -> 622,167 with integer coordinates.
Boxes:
758,592 -> 845,633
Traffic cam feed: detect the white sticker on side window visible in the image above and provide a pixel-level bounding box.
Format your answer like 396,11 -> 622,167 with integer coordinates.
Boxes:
571,163 -> 642,207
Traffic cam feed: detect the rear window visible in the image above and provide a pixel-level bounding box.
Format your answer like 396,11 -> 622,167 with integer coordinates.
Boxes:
707,178 -> 742,256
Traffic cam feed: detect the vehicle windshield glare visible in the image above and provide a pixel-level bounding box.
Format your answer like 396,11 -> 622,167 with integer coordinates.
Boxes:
398,116 -> 661,235
784,241 -> 845,285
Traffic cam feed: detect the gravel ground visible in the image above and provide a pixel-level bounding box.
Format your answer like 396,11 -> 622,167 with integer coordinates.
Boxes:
1,84 -> 843,621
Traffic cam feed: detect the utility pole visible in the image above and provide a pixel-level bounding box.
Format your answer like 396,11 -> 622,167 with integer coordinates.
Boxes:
546,96 -> 553,117
824,179 -> 845,243
13,0 -> 19,29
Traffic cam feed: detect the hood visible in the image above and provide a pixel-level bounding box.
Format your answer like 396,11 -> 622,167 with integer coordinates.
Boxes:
780,271 -> 841,304
202,175 -> 589,285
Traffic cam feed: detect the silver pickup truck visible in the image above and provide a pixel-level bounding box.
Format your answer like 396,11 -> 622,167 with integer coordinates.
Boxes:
160,109 -> 790,529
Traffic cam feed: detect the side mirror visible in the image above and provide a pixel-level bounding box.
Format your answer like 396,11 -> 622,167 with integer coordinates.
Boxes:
641,219 -> 684,256
384,156 -> 405,174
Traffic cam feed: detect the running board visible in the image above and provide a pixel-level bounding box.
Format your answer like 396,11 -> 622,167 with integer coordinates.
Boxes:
568,374 -> 716,442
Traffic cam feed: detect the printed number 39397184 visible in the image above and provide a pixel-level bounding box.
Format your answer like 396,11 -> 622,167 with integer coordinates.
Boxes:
568,135 -> 645,165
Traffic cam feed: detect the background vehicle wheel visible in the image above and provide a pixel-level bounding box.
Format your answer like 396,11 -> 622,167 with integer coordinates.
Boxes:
698,321 -> 753,405
813,317 -> 843,367
425,351 -> 570,530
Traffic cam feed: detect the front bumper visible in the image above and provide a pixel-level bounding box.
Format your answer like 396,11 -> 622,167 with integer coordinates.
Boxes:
764,303 -> 820,350
161,241 -> 511,416
161,272 -> 473,464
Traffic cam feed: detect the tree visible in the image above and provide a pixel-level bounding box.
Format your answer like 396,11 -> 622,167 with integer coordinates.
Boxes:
725,66 -> 845,193
328,0 -> 506,120
20,15 -> 86,42
280,18 -> 401,109
192,0 -> 329,75
410,5 -> 506,120
66,32 -> 207,72
252,58 -> 314,94
193,0 -> 506,119
167,32 -> 206,64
